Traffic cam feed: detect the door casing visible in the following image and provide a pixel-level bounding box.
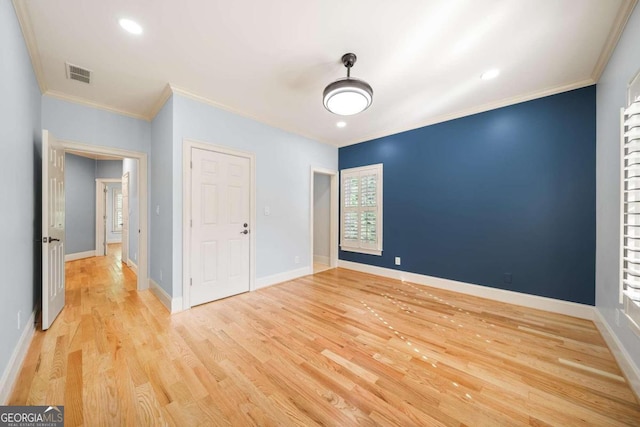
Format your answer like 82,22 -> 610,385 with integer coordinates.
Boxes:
182,138 -> 256,310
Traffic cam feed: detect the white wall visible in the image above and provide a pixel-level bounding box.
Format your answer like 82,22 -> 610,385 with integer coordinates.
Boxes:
313,173 -> 331,263
596,2 -> 640,381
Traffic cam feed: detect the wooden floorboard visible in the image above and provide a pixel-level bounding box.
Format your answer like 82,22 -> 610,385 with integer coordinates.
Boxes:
9,244 -> 640,425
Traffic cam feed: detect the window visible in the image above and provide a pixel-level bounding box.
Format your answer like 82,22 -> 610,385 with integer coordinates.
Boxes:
621,69 -> 640,332
340,164 -> 383,255
113,188 -> 123,232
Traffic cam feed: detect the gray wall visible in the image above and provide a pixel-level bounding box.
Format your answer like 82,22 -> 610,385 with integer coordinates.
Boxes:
65,154 -> 97,254
313,174 -> 331,262
106,183 -> 122,243
596,3 -> 640,375
123,158 -> 139,265
170,94 -> 338,297
0,1 -> 42,396
150,97 -> 174,294
97,160 -> 123,179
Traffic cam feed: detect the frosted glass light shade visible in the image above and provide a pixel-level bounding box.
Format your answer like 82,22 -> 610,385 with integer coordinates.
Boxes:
323,78 -> 373,116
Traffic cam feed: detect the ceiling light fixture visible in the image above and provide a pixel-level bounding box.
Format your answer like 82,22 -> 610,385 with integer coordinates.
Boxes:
481,69 -> 500,80
119,18 -> 143,35
323,53 -> 373,116
336,121 -> 347,128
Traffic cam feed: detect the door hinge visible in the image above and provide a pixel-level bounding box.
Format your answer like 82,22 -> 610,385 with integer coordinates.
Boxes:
190,278 -> 193,286
190,219 -> 193,227
190,161 -> 193,169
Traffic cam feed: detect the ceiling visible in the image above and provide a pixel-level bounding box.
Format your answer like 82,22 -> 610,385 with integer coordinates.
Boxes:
14,0 -> 636,146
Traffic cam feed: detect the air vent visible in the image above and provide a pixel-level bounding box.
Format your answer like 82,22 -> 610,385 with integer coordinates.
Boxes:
65,62 -> 91,84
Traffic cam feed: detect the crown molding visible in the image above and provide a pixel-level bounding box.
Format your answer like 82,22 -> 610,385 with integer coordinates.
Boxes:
591,0 -> 638,82
44,90 -> 150,121
147,84 -> 173,120
12,0 -> 46,93
339,78 -> 595,147
168,84 -> 331,145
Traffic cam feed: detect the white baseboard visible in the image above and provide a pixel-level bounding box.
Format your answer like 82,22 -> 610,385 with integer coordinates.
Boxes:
338,261 -> 595,320
313,255 -> 330,265
593,309 -> 640,399
127,259 -> 138,276
255,266 -> 312,290
148,279 -> 182,313
0,310 -> 36,404
107,238 -> 122,244
65,250 -> 95,262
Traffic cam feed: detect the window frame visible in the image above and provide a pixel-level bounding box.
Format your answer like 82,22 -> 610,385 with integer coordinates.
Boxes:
113,188 -> 123,233
340,163 -> 383,256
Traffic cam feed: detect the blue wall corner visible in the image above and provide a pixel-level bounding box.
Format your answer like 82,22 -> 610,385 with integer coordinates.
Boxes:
339,86 -> 596,305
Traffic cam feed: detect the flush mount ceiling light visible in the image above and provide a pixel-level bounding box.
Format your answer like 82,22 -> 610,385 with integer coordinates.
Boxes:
119,18 -> 143,35
323,53 -> 373,116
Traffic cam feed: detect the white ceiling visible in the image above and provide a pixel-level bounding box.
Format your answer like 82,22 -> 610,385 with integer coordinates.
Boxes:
15,0 -> 636,146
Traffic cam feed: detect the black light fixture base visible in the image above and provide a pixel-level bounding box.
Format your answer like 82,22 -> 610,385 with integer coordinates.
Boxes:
341,53 -> 357,68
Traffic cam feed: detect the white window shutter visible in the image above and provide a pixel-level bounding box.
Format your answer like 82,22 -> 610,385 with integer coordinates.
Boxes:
340,164 -> 383,255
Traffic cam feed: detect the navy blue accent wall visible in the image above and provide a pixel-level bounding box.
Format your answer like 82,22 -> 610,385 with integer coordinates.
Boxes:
339,86 -> 596,305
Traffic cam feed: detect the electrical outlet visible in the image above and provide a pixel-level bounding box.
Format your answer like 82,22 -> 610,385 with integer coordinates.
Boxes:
294,256 -> 300,264
395,257 -> 401,266
17,310 -> 21,330
504,273 -> 513,284
264,206 -> 271,216
160,270 -> 163,281
156,205 -> 160,215
133,253 -> 137,261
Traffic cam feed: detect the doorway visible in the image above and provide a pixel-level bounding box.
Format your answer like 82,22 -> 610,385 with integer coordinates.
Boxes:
310,168 -> 338,273
62,141 -> 148,292
182,139 -> 256,310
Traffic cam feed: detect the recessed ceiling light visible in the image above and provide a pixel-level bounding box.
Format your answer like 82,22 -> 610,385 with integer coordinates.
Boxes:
119,18 -> 143,35
481,69 -> 500,80
336,121 -> 347,128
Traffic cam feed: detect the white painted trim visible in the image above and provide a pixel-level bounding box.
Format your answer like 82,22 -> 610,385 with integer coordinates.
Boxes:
95,178 -> 121,257
593,309 -> 640,400
60,140 -> 148,292
338,260 -> 596,320
0,310 -> 36,404
339,79 -> 595,147
149,279 -> 183,313
182,139 -> 256,310
314,255 -> 330,265
255,266 -> 312,290
591,0 -> 638,82
65,250 -> 95,262
620,108 -> 626,304
147,84 -> 173,120
11,0 -> 46,93
309,167 -> 339,273
43,91 -> 149,121
127,259 -> 138,276
107,238 -> 122,244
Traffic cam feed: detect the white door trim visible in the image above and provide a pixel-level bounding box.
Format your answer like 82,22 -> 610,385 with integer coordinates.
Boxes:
310,167 -> 339,270
59,140 -> 148,291
95,178 -> 121,256
182,138 -> 256,310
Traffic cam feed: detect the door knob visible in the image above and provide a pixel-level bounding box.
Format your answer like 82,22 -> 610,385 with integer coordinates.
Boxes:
47,237 -> 60,243
240,230 -> 249,235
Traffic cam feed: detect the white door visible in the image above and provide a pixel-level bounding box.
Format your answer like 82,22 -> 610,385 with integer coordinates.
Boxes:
191,148 -> 250,305
42,130 -> 65,330
122,172 -> 129,263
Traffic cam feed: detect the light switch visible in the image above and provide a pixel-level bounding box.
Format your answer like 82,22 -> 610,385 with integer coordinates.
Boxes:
264,206 -> 270,216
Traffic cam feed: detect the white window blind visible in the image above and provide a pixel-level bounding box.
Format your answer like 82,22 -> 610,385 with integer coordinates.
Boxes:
113,188 -> 123,232
621,70 -> 640,332
341,164 -> 383,255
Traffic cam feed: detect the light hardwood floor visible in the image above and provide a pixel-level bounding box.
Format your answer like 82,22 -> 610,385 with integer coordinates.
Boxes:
10,247 -> 640,425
